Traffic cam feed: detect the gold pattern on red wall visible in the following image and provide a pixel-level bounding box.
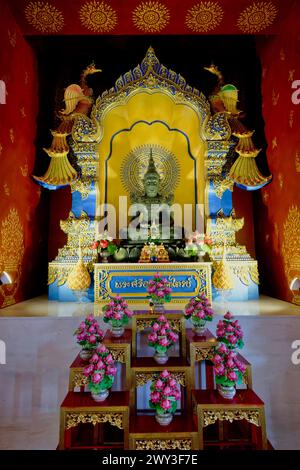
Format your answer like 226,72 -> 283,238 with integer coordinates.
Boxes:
8,29 -> 16,47
282,206 -> 300,304
185,2 -> 223,33
3,183 -> 10,196
9,128 -> 14,143
289,110 -> 294,128
288,69 -> 295,82
279,48 -> 285,61
0,143 -> 2,155
296,152 -> 300,173
20,107 -> 26,118
79,1 -> 117,32
272,88 -> 279,106
132,1 -> 170,33
20,164 -> 29,177
25,71 -> 28,85
0,208 -> 25,308
278,172 -> 283,189
25,1 -> 64,33
272,137 -> 277,149
237,1 -> 277,33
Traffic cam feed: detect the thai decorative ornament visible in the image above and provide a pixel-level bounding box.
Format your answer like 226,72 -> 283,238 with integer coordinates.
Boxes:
33,63 -> 101,188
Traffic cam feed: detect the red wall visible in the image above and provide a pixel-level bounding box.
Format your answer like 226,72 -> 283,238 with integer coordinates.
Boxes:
0,0 -> 48,308
255,4 -> 300,303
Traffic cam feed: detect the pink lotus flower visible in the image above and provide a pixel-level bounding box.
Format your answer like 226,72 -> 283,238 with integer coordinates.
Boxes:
174,390 -> 181,400
89,334 -> 97,344
161,399 -> 171,410
96,360 -> 105,370
227,370 -> 238,382
97,344 -> 108,354
160,327 -> 167,335
168,378 -> 177,387
159,337 -> 169,347
157,290 -> 164,298
224,312 -> 233,320
88,325 -> 96,333
150,391 -> 161,403
83,364 -> 94,376
226,359 -> 235,369
228,335 -> 237,344
213,354 -> 222,364
214,364 -> 225,375
91,353 -> 99,363
152,322 -> 160,331
218,344 -> 228,354
79,322 -> 85,329
105,354 -> 114,364
148,333 -> 158,342
91,373 -> 102,384
163,386 -> 172,396
160,369 -> 170,379
107,365 -> 117,376
155,379 -> 164,389
114,312 -> 122,320
158,315 -> 167,323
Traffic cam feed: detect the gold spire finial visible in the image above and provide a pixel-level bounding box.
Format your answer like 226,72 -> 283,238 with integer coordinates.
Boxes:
212,244 -> 234,290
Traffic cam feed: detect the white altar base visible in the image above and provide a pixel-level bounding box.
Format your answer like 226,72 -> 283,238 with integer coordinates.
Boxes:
1,294 -> 299,317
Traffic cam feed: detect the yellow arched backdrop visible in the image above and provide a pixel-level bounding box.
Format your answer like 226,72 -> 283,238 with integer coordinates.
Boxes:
97,89 -> 207,231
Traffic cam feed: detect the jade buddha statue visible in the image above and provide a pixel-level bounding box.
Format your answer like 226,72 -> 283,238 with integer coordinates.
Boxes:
128,150 -> 178,241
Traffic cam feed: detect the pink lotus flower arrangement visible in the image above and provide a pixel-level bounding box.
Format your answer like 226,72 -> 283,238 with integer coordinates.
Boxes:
74,314 -> 105,350
149,370 -> 181,416
102,295 -> 133,327
83,344 -> 117,395
216,311 -> 244,350
184,294 -> 214,325
147,273 -> 172,304
213,343 -> 246,389
148,315 -> 179,355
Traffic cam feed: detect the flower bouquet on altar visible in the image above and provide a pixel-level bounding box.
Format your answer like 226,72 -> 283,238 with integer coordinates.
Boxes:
184,294 -> 214,335
216,311 -> 244,350
147,273 -> 172,312
102,295 -> 133,337
148,315 -> 179,364
74,314 -> 105,360
92,230 -> 117,262
184,231 -> 213,261
149,370 -> 181,426
213,343 -> 246,399
83,344 -> 117,402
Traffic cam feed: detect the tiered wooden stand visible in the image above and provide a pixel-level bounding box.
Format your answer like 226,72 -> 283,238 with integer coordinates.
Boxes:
58,310 -> 268,450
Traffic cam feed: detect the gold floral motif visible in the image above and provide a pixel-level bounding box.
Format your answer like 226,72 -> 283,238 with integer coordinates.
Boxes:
272,137 -> 277,149
0,143 -> 2,155
110,348 -> 126,363
20,164 -> 29,177
136,318 -> 181,332
65,412 -> 123,430
278,172 -> 284,189
3,183 -> 10,196
25,72 -> 29,85
213,176 -> 234,199
289,110 -> 294,128
288,70 -> 295,82
132,1 -> 170,33
295,152 -> 300,172
262,189 -> 269,203
202,409 -> 261,427
20,107 -> 26,118
79,1 -> 117,33
25,2 -> 64,33
0,208 -> 24,307
135,439 -> 192,450
73,373 -> 88,388
272,89 -> 279,106
185,2 -> 223,33
195,347 -> 214,361
282,206 -> 300,300
280,48 -> 285,61
136,371 -> 186,387
9,128 -> 14,143
237,1 -> 277,33
8,29 -> 16,47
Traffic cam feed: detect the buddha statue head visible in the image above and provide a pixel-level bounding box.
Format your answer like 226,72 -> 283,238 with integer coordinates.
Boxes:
143,150 -> 161,198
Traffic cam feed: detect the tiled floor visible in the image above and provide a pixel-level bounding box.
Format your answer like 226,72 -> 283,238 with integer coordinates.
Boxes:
0,296 -> 299,449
